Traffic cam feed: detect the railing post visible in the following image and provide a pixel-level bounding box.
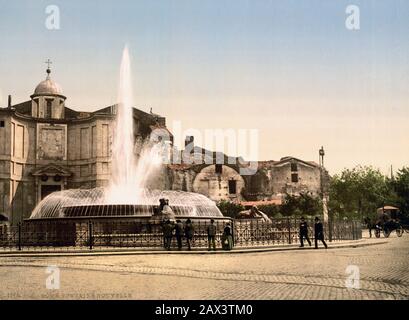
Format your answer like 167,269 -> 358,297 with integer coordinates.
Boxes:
287,218 -> 291,244
88,220 -> 93,250
329,218 -> 333,242
352,221 -> 356,240
231,219 -> 235,247
18,222 -> 22,251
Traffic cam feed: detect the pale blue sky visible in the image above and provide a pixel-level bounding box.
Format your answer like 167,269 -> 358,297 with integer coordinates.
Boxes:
0,0 -> 408,174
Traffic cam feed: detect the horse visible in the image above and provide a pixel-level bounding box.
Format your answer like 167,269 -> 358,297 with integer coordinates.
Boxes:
363,217 -> 378,238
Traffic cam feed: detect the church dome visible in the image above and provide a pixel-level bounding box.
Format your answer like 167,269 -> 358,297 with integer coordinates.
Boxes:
32,64 -> 64,97
34,78 -> 63,95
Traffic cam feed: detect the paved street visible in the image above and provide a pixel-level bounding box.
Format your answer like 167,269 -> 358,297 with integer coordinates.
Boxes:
0,235 -> 408,300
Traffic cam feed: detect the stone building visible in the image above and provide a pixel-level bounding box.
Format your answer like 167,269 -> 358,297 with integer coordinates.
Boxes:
167,153 -> 329,204
0,66 -> 329,224
0,67 -> 166,224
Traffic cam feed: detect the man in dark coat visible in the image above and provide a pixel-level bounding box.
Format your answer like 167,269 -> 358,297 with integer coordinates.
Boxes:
207,219 -> 217,251
314,217 -> 328,249
175,219 -> 184,250
299,217 -> 311,247
162,220 -> 174,250
222,223 -> 233,250
184,219 -> 195,250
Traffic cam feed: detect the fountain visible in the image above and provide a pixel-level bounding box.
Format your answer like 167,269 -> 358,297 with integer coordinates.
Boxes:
29,46 -> 224,222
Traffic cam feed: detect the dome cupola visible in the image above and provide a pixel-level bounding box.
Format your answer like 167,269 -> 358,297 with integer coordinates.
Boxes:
32,63 -> 65,98
30,60 -> 66,119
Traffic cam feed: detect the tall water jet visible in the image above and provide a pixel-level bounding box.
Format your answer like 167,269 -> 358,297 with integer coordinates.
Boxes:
106,45 -> 165,204
107,45 -> 136,203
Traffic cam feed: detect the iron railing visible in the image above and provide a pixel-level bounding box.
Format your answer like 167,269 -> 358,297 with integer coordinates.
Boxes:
0,217 -> 361,251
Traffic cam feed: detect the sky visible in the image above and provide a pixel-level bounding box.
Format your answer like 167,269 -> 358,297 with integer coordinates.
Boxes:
0,0 -> 408,175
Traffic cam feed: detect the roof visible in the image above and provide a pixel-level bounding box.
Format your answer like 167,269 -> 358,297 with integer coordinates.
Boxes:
377,206 -> 399,212
11,100 -> 31,114
31,164 -> 72,177
274,156 -> 319,168
34,78 -> 64,96
240,200 -> 282,206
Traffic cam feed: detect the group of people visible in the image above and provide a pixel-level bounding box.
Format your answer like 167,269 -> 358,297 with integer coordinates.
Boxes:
162,218 -> 194,250
299,216 -> 328,249
161,218 -> 233,251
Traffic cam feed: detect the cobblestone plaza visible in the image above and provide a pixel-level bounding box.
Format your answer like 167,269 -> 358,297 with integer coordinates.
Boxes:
0,235 -> 407,300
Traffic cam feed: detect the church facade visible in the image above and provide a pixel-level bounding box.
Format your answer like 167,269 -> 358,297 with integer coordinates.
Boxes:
0,67 -> 165,224
0,67 -> 328,225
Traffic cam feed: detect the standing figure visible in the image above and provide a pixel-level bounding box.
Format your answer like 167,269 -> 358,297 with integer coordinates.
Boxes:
161,199 -> 175,221
175,219 -> 184,250
299,217 -> 312,247
162,219 -> 174,250
184,218 -> 195,250
314,217 -> 328,249
222,223 -> 233,250
207,219 -> 217,251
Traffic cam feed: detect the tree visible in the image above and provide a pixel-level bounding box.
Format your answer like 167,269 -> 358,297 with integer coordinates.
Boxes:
257,204 -> 281,218
280,193 -> 322,217
329,166 -> 394,220
390,167 -> 409,217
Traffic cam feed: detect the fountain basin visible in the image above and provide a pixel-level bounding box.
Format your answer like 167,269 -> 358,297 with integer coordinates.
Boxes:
29,188 -> 224,219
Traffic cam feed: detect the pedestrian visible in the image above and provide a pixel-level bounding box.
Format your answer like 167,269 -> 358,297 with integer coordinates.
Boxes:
184,218 -> 195,250
207,219 -> 217,251
175,219 -> 184,250
162,219 -> 174,250
222,223 -> 233,250
314,217 -> 328,249
299,217 -> 312,247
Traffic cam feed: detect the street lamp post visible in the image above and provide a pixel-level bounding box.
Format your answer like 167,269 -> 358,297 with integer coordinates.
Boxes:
319,146 -> 331,241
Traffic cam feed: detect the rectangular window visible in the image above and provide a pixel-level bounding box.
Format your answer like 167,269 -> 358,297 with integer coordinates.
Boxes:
46,100 -> 52,118
228,180 -> 237,194
0,120 -> 4,127
291,162 -> 298,172
291,173 -> 299,183
215,164 -> 223,174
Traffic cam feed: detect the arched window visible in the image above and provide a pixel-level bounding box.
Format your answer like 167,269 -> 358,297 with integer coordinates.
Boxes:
46,99 -> 52,118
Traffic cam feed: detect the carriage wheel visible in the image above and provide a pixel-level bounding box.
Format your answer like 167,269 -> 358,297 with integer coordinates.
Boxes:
396,226 -> 403,237
383,229 -> 391,238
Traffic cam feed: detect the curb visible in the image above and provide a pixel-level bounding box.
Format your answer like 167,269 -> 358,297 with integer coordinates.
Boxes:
0,239 -> 387,258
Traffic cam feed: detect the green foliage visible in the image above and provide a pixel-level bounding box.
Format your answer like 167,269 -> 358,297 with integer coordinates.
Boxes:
280,193 -> 322,217
257,204 -> 281,218
216,200 -> 244,218
217,195 -> 321,219
390,167 -> 409,217
328,166 -> 397,220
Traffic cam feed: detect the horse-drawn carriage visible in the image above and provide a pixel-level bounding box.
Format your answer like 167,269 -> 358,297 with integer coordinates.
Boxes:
365,206 -> 405,238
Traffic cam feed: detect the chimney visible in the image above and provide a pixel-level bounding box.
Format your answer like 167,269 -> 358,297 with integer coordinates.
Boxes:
8,95 -> 12,108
